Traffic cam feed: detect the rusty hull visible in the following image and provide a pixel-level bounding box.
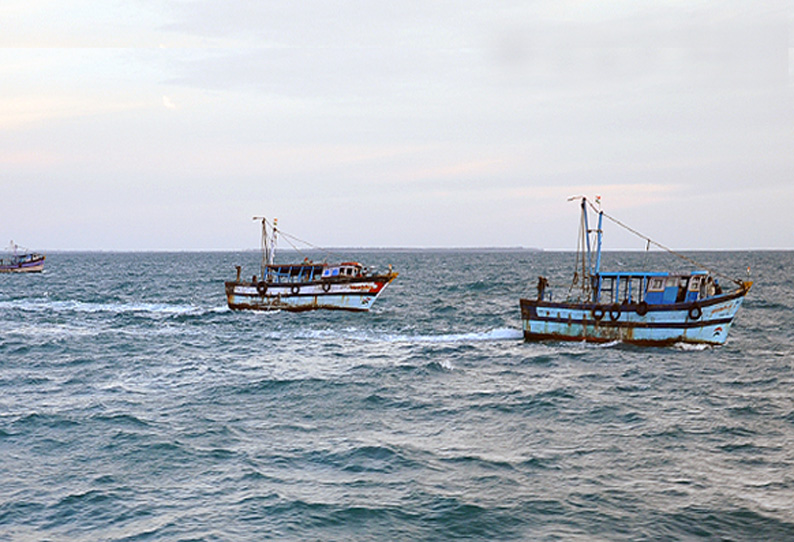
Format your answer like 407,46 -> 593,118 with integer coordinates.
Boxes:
520,283 -> 750,346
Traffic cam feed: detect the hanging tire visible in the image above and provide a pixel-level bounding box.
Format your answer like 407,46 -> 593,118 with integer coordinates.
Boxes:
609,305 -> 621,321
322,282 -> 331,293
636,301 -> 649,316
256,281 -> 267,296
592,307 -> 605,321
688,304 -> 702,320
291,284 -> 300,295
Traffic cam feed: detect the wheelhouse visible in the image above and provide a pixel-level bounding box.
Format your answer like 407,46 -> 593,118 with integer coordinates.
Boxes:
265,264 -> 325,283
593,270 -> 721,305
321,262 -> 363,279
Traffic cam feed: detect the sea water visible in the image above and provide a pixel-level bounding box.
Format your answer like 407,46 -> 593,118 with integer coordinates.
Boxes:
0,250 -> 792,541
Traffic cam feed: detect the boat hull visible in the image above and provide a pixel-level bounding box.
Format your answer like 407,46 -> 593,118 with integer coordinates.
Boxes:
520,287 -> 749,346
225,274 -> 397,312
0,255 -> 45,273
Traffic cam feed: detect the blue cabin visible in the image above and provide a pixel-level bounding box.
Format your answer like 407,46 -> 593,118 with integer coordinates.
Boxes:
266,264 -> 325,283
593,270 -> 717,305
260,262 -> 365,283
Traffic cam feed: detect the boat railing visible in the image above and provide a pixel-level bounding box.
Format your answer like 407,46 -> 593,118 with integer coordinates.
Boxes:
593,271 -> 714,305
265,264 -> 325,283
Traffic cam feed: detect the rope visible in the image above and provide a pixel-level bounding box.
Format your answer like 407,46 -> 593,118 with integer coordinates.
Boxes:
259,218 -> 342,264
567,208 -> 592,301
588,200 -> 742,286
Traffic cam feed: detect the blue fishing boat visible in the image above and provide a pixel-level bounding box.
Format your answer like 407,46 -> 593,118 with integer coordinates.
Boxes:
0,241 -> 45,273
520,197 -> 752,346
225,217 -> 398,312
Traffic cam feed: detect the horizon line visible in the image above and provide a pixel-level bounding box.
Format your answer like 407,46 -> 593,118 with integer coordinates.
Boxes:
30,247 -> 792,253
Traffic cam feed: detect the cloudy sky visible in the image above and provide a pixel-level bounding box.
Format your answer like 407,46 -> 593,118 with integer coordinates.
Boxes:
2,1 -> 792,250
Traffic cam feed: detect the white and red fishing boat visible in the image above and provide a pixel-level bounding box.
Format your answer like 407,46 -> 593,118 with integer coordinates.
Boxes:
0,241 -> 45,273
225,217 -> 398,312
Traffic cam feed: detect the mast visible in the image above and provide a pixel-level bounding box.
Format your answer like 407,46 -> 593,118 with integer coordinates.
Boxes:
269,218 -> 278,267
253,216 -> 271,280
576,196 -> 604,301
594,204 -> 603,276
590,202 -> 604,302
581,198 -> 591,269
569,196 -> 592,300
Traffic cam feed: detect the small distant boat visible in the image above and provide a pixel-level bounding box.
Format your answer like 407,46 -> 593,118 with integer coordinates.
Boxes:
520,197 -> 752,346
0,241 -> 45,273
225,217 -> 398,312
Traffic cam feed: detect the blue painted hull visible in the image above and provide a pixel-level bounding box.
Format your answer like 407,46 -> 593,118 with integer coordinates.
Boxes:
520,286 -> 749,346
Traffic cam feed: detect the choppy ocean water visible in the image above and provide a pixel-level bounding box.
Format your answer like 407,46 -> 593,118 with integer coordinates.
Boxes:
1,250 -> 792,541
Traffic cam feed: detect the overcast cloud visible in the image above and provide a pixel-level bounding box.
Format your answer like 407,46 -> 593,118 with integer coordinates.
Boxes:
1,1 -> 791,250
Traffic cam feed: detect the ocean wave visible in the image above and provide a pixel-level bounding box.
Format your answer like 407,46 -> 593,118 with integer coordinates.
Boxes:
0,322 -> 101,339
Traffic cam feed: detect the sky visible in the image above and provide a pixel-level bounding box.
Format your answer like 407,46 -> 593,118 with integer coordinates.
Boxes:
2,0 -> 792,251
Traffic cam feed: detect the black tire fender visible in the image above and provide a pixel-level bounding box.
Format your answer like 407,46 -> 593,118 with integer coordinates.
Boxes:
688,304 -> 702,320
322,282 -> 331,293
592,307 -> 605,321
609,305 -> 621,321
636,301 -> 649,316
256,281 -> 267,296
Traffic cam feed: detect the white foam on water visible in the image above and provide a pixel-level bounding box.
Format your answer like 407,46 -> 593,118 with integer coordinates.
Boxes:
437,359 -> 455,371
248,326 -> 525,344
673,342 -> 712,351
1,322 -> 102,338
0,298 -> 205,317
589,340 -> 622,349
371,327 -> 524,344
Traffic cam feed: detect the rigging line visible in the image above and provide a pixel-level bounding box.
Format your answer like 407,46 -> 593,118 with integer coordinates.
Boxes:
278,230 -> 340,262
569,214 -> 579,294
279,231 -> 312,260
261,218 -> 340,262
569,208 -> 588,299
588,200 -> 741,285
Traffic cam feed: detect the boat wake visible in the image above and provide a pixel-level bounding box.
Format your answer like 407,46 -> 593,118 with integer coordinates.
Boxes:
357,327 -> 524,344
250,326 -> 525,344
0,298 -> 206,317
401,327 -> 524,343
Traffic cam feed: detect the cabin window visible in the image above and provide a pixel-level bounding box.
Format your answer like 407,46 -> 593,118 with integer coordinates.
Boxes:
648,278 -> 665,292
688,276 -> 702,291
